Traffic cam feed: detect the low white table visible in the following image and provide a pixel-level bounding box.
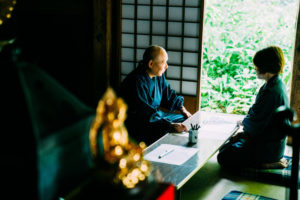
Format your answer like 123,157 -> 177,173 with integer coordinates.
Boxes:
144,111 -> 244,199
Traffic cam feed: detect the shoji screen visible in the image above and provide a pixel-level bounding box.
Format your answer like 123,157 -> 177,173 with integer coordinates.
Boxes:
121,0 -> 203,96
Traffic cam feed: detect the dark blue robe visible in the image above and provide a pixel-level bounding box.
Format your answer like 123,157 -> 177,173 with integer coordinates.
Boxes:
218,75 -> 289,168
119,65 -> 186,145
242,75 -> 289,140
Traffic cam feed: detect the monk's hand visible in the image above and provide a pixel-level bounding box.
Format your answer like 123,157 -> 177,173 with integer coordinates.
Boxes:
171,123 -> 189,133
180,106 -> 192,118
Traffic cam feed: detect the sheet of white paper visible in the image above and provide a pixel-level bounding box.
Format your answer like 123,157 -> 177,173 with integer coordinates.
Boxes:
179,123 -> 238,140
182,111 -> 244,128
144,144 -> 198,165
182,111 -> 201,130
180,111 -> 242,140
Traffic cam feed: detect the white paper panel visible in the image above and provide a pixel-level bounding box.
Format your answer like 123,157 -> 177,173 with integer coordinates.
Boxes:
136,49 -> 144,61
137,20 -> 150,33
168,37 -> 182,50
169,0 -> 183,6
121,62 -> 135,74
183,67 -> 198,80
166,66 -> 181,79
182,81 -> 197,95
168,80 -> 180,93
169,7 -> 182,21
123,0 -> 134,4
185,8 -> 199,21
138,6 -> 150,19
184,23 -> 199,37
184,38 -> 199,51
122,20 -> 134,33
137,35 -> 150,48
152,36 -> 166,47
121,75 -> 127,82
168,22 -> 182,35
122,5 -> 135,18
153,6 -> 166,20
185,0 -> 200,7
168,51 -> 181,64
153,21 -> 166,34
153,0 -> 166,5
183,52 -> 198,65
138,0 -> 150,4
122,34 -> 134,47
122,48 -> 134,61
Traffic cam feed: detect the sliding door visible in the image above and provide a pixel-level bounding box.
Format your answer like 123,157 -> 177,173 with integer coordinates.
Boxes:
120,0 -> 205,113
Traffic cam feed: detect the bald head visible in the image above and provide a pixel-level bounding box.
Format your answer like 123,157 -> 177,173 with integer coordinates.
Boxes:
143,45 -> 167,65
143,45 -> 169,78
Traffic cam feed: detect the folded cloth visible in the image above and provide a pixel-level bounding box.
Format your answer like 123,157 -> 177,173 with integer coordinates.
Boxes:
222,190 -> 276,200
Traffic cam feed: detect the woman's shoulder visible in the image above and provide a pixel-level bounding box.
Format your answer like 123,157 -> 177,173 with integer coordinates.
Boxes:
270,77 -> 286,92
264,77 -> 289,103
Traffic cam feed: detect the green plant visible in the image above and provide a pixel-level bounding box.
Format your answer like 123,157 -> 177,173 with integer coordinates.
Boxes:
201,0 -> 298,115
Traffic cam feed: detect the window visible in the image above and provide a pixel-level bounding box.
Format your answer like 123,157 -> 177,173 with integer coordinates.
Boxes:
120,0 -> 205,97
201,0 -> 299,114
119,0 -> 299,115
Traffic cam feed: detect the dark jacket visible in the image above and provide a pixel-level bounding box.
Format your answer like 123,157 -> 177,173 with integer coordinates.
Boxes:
119,64 -> 185,144
242,75 -> 289,162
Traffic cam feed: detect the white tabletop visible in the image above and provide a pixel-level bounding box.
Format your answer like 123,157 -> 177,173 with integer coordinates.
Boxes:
144,111 -> 244,189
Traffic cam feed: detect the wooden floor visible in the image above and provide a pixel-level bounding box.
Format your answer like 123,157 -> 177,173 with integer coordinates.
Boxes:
181,146 -> 294,200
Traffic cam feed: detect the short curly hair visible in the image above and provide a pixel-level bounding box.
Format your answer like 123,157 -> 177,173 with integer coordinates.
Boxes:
253,46 -> 285,74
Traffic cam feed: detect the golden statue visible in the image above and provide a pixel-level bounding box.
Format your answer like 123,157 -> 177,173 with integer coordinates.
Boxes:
0,0 -> 17,25
89,87 -> 150,189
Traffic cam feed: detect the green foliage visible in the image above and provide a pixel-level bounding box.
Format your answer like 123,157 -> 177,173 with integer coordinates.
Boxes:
201,0 -> 298,114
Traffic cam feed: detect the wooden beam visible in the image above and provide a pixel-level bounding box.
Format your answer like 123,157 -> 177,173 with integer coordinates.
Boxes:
291,4 -> 300,123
